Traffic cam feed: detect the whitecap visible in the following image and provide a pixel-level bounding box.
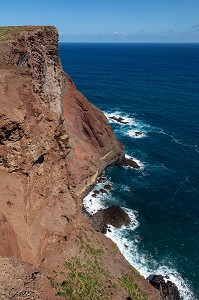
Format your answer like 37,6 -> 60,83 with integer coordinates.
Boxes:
83,176 -> 113,214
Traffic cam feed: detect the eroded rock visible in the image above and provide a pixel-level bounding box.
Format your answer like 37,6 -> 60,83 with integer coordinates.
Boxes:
117,157 -> 140,169
91,205 -> 131,233
110,116 -> 128,124
149,275 -> 181,300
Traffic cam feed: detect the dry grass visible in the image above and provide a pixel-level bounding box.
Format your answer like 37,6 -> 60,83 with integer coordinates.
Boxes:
0,26 -> 44,41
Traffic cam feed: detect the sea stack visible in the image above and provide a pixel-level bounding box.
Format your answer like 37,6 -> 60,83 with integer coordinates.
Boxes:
0,26 -> 161,299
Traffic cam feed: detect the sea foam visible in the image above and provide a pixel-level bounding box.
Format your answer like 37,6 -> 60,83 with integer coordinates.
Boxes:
104,110 -> 153,139
82,147 -> 195,299
106,225 -> 196,300
83,176 -> 112,214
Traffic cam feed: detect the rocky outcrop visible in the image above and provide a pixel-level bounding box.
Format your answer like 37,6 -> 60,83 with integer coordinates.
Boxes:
0,26 -> 161,300
110,115 -> 128,124
91,205 -> 131,233
1,26 -> 64,114
149,275 -> 180,300
117,156 -> 140,169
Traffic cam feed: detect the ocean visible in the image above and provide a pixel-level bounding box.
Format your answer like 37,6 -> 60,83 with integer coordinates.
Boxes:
59,43 -> 199,300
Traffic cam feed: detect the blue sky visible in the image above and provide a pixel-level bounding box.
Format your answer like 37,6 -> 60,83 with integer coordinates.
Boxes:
1,0 -> 199,42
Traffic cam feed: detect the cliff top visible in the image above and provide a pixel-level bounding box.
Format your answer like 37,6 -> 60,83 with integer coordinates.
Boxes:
0,25 -> 56,41
0,25 -> 59,70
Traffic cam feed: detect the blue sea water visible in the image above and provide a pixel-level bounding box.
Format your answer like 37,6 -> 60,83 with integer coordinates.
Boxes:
59,43 -> 199,299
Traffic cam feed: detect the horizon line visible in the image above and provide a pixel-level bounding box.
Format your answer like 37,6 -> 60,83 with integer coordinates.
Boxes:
59,41 -> 199,44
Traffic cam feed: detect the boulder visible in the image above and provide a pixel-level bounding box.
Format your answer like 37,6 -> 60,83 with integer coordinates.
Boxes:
149,275 -> 181,300
134,131 -> 144,137
91,205 -> 131,233
117,157 -> 140,169
104,184 -> 113,191
110,116 -> 128,124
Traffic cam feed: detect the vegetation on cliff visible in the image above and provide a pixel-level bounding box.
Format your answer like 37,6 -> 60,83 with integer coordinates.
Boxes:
48,238 -> 149,300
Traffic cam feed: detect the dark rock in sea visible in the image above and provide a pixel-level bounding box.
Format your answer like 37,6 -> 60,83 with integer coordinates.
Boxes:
149,275 -> 181,300
99,188 -> 108,194
104,184 -> 112,191
92,190 -> 100,197
135,235 -> 142,242
117,157 -> 140,169
97,176 -> 106,183
110,116 -> 128,124
134,131 -> 144,137
90,205 -> 131,233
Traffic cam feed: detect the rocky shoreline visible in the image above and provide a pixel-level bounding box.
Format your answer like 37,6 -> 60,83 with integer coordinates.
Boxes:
82,164 -> 181,300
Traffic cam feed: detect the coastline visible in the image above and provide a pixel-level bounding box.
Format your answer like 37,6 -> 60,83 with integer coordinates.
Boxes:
0,26 -> 162,299
1,26 -> 197,299
81,160 -> 190,300
58,42 -> 199,300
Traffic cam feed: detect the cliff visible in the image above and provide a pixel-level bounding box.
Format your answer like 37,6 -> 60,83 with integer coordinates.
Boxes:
0,26 -> 160,300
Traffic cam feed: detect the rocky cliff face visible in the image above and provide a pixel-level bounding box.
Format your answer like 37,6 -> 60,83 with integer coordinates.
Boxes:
0,26 -> 160,300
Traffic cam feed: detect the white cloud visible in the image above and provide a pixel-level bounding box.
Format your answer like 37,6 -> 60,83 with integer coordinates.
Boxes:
113,31 -> 135,36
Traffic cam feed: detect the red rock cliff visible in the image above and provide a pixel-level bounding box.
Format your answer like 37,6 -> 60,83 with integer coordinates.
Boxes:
0,26 -> 123,261
0,26 -> 160,300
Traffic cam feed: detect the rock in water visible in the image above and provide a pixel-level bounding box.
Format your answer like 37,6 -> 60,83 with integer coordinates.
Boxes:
134,131 -> 144,137
110,116 -> 128,124
91,205 -> 131,233
104,184 -> 113,190
117,157 -> 140,169
149,275 -> 181,300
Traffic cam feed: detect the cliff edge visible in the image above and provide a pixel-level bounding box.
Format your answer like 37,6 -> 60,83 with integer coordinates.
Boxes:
0,26 -> 160,300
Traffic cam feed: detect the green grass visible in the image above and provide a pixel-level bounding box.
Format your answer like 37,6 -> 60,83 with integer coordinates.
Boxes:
0,26 -> 28,41
48,240 -> 150,300
48,243 -> 108,300
120,275 -> 149,300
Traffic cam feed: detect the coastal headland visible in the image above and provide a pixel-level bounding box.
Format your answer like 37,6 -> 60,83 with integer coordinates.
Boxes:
0,26 -> 169,299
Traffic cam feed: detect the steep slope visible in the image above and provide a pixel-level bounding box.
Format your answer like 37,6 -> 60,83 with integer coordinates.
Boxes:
0,26 -> 160,300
